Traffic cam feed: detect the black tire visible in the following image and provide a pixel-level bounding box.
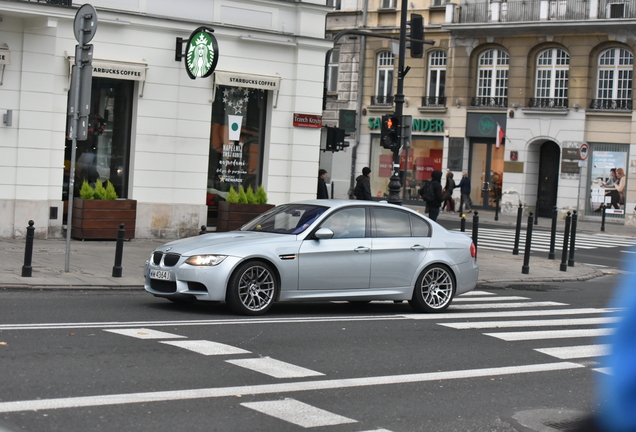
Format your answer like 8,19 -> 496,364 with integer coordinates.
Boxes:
409,264 -> 455,313
226,261 -> 277,315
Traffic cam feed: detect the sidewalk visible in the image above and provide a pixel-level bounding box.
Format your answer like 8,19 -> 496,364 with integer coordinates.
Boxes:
1,207 -> 628,290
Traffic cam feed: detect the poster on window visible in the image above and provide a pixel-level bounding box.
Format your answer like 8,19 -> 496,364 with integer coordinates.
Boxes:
589,150 -> 627,213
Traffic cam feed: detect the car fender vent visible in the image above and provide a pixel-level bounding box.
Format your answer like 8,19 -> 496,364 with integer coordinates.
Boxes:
279,254 -> 297,260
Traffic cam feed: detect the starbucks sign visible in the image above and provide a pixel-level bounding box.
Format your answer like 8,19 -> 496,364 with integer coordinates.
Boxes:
185,27 -> 219,79
466,113 -> 506,138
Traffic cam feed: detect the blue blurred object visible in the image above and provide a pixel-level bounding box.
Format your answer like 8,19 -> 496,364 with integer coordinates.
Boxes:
598,251 -> 636,431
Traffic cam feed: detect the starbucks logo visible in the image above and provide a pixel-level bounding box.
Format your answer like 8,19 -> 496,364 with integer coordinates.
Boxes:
478,115 -> 496,136
185,27 -> 219,80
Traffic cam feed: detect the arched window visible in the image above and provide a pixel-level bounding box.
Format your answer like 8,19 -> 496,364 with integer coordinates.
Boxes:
373,51 -> 394,105
593,48 -> 633,110
533,48 -> 569,108
426,50 -> 446,106
475,49 -> 509,107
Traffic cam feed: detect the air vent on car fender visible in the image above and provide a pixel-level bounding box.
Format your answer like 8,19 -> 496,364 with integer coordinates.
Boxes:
279,254 -> 297,260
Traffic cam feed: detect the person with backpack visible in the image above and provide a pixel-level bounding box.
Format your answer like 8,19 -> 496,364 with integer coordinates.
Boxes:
354,167 -> 372,200
419,170 -> 443,221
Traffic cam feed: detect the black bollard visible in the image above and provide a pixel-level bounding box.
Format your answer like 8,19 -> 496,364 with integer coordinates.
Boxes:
22,220 -> 35,277
568,210 -> 578,267
472,211 -> 479,260
534,211 -> 539,225
460,196 -> 464,215
560,212 -> 571,272
199,225 -> 207,235
512,203 -> 523,255
522,212 -> 534,274
548,206 -> 558,260
460,214 -> 466,232
600,204 -> 606,232
495,198 -> 500,221
112,223 -> 125,278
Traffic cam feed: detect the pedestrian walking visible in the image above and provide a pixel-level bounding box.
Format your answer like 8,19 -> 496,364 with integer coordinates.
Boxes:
422,170 -> 443,221
354,167 -> 373,201
317,168 -> 329,199
458,171 -> 473,213
442,171 -> 456,213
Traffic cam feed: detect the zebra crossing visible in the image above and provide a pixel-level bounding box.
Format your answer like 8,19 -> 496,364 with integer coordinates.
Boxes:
456,227 -> 636,253
428,290 -> 621,376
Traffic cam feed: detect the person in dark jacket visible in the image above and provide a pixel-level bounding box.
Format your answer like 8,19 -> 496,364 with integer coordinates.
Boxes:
458,171 -> 472,213
426,170 -> 444,221
442,171 -> 456,213
354,167 -> 372,200
317,169 -> 329,199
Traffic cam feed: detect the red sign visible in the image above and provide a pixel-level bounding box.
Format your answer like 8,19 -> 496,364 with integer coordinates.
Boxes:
415,149 -> 442,181
293,113 -> 322,128
379,154 -> 392,178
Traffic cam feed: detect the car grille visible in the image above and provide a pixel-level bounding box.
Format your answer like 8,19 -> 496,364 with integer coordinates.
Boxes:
150,279 -> 177,293
152,252 -> 181,267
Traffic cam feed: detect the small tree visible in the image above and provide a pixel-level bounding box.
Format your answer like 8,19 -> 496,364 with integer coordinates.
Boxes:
104,181 -> 118,200
226,187 -> 239,203
93,181 -> 107,199
246,186 -> 256,204
79,180 -> 95,200
255,186 -> 268,204
237,186 -> 248,204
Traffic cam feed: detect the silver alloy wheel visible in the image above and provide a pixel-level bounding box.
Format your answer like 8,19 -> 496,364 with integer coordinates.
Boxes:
237,264 -> 276,312
419,266 -> 453,309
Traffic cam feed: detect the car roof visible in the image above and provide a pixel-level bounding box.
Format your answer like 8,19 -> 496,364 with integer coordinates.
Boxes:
285,199 -> 423,215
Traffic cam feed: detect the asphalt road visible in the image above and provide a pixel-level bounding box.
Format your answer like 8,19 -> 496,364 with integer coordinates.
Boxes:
0,274 -> 621,432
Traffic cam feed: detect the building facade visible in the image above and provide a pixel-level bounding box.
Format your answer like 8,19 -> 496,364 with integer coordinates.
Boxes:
325,0 -> 636,225
0,0 -> 331,239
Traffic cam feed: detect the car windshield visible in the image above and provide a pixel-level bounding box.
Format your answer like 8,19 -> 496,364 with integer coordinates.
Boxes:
241,204 -> 328,234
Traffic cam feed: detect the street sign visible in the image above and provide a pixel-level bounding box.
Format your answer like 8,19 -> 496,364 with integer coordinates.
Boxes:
73,4 -> 98,44
580,143 -> 589,160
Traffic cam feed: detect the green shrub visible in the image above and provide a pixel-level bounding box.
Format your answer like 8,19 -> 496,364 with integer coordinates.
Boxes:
104,181 -> 118,200
246,186 -> 256,204
255,186 -> 268,204
93,181 -> 107,199
237,186 -> 248,204
226,187 -> 239,203
79,180 -> 95,200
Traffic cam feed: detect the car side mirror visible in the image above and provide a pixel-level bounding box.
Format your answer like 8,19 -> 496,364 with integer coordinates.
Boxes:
314,227 -> 334,240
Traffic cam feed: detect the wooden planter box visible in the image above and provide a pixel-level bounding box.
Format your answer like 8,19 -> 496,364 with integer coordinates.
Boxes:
71,197 -> 137,240
216,202 -> 275,232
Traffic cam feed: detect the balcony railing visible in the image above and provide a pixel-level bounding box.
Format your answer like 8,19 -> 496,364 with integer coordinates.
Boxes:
370,95 -> 394,105
17,0 -> 72,4
471,96 -> 508,108
421,96 -> 447,107
528,98 -> 569,108
590,99 -> 633,110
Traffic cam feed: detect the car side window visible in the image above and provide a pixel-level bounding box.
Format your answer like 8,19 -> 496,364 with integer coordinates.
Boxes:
373,208 -> 411,237
320,207 -> 366,238
410,214 -> 431,237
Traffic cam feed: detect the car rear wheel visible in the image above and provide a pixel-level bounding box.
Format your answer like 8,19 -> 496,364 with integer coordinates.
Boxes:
409,264 -> 455,313
226,261 -> 277,315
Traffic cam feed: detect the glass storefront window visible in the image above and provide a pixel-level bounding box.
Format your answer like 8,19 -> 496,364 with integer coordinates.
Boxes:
207,85 -> 268,212
469,141 -> 504,208
63,78 -> 134,220
370,136 -> 443,201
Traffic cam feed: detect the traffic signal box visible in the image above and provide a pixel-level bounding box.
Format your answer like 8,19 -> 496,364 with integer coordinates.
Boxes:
408,14 -> 424,59
325,127 -> 349,152
381,114 -> 400,151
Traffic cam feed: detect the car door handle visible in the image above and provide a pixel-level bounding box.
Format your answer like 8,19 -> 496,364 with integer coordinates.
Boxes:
354,246 -> 370,253
411,245 -> 426,250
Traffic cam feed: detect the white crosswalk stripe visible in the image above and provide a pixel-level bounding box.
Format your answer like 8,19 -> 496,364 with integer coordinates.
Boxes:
226,357 -> 324,378
104,328 -> 186,339
241,398 -> 358,428
534,344 -> 610,360
456,227 -> 636,253
160,340 -> 251,356
484,328 -> 614,341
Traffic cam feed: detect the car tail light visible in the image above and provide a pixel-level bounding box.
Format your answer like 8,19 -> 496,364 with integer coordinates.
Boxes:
470,242 -> 476,258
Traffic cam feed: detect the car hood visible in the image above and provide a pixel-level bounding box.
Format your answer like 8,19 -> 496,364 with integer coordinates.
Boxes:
154,231 -> 298,256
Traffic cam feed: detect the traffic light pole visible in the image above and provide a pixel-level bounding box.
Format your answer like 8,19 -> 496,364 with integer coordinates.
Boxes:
386,0 -> 409,205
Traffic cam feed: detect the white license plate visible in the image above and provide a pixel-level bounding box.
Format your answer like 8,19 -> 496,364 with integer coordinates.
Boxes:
149,269 -> 172,281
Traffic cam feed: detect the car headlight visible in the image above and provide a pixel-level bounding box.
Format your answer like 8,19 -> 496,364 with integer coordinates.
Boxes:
185,255 -> 227,266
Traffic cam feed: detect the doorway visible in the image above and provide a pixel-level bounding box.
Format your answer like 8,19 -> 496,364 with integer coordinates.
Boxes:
469,140 -> 505,209
536,141 -> 560,218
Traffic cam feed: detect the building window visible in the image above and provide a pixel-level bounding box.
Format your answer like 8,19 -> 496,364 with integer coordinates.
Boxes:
474,49 -> 509,107
592,48 -> 633,110
326,0 -> 342,9
532,48 -> 569,108
326,48 -> 340,93
425,50 -> 446,106
380,0 -> 397,8
372,51 -> 394,105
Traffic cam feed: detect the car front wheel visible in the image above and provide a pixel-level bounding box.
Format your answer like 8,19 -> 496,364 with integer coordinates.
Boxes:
409,264 -> 455,313
226,261 -> 277,315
